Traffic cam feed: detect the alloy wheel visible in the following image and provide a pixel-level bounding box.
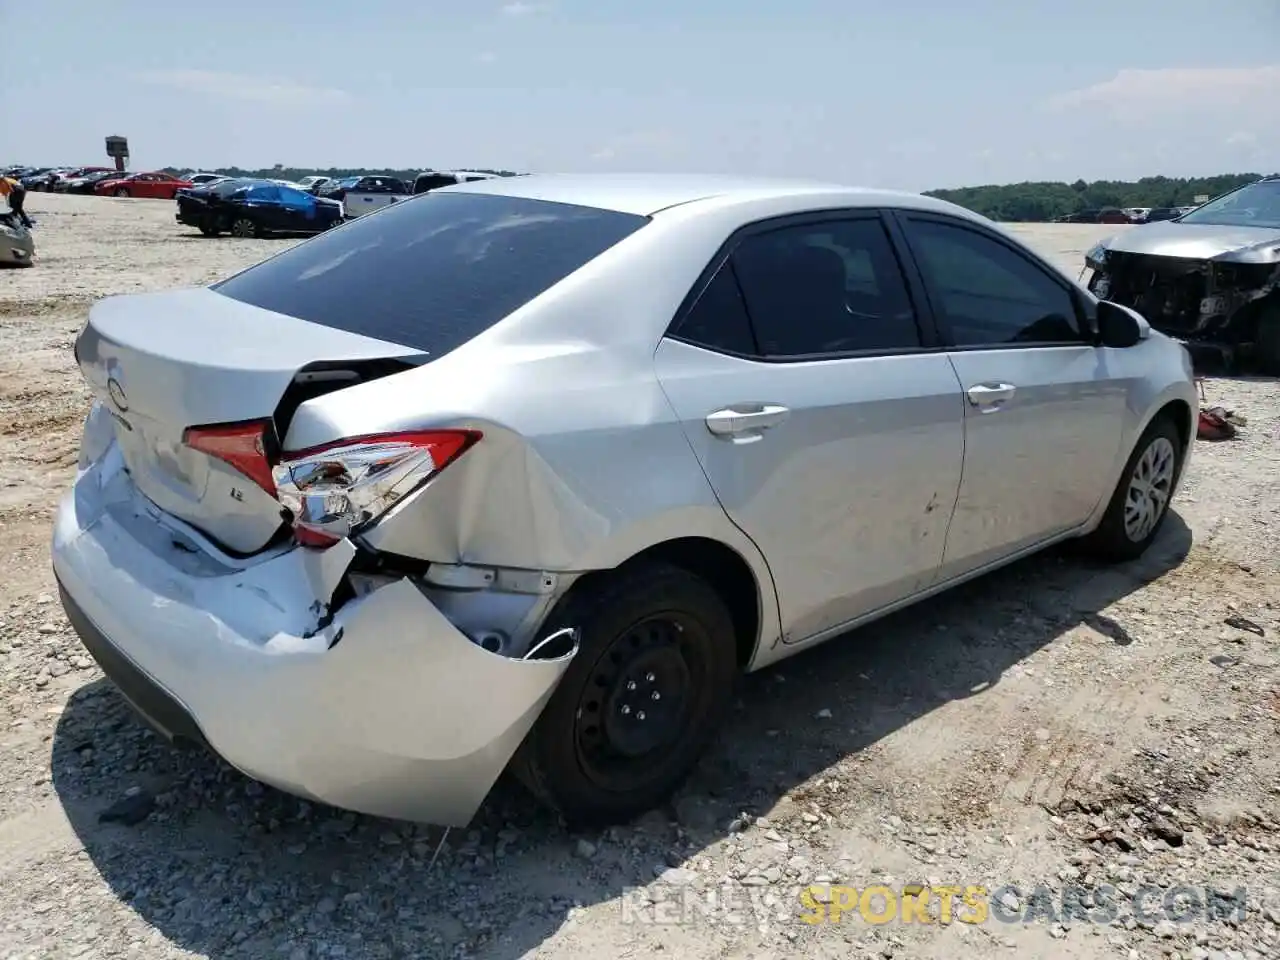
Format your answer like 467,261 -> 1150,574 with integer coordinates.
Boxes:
1123,436 -> 1175,542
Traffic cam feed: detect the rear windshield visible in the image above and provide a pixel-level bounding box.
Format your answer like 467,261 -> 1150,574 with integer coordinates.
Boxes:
212,192 -> 648,355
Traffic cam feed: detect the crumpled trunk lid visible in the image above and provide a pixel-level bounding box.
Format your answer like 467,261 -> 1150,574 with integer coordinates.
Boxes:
75,287 -> 424,555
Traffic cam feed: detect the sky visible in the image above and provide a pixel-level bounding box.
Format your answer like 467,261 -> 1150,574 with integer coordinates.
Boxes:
5,0 -> 1279,191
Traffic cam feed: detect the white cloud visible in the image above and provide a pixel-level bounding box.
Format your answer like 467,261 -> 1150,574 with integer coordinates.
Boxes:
1043,66 -> 1280,120
134,69 -> 353,108
500,1 -> 548,14
477,51 -> 498,64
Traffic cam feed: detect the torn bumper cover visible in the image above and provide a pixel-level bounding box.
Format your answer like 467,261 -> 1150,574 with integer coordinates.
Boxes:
51,445 -> 577,826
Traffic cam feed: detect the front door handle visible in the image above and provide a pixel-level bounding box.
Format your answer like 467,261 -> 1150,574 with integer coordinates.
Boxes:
966,382 -> 1016,411
705,403 -> 790,441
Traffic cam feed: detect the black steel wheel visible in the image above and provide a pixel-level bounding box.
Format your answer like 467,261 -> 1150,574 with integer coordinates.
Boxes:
512,562 -> 739,827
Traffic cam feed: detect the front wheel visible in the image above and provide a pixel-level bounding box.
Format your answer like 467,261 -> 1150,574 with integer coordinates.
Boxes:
114,188 -> 130,198
1255,302 -> 1280,376
512,562 -> 739,828
1079,415 -> 1183,562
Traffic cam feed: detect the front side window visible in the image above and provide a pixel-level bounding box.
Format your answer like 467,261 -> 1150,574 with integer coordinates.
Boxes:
904,219 -> 1082,347
730,217 -> 921,357
213,192 -> 649,357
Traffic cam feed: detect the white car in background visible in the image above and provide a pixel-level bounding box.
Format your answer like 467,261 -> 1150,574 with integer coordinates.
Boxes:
325,175 -> 410,217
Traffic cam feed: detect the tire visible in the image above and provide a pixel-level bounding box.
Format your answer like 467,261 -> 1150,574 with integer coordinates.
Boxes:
1256,302 -> 1280,376
199,223 -> 220,237
511,562 -> 739,828
230,217 -> 258,238
1078,414 -> 1183,562
114,188 -> 130,198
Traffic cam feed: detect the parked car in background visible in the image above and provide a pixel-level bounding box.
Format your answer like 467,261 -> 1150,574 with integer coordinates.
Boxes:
176,178 -> 344,237
1084,175 -> 1280,373
411,170 -> 500,194
55,173 -> 1196,830
1143,207 -> 1182,223
185,173 -> 230,187
56,168 -> 116,193
297,176 -> 332,194
20,169 -> 55,190
95,171 -> 194,199
323,175 -> 409,216
52,167 -> 113,191
63,170 -> 126,195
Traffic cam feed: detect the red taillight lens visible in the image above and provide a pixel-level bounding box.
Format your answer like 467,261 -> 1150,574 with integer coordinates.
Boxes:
181,420 -> 276,495
273,430 -> 481,547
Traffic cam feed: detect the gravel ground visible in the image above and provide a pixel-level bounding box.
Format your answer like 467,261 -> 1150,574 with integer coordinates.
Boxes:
1,193 -> 1278,960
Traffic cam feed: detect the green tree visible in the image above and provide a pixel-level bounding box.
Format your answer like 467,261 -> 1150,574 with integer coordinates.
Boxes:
924,172 -> 1276,221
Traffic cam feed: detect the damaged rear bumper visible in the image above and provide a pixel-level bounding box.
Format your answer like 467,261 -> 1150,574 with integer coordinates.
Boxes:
51,445 -> 577,826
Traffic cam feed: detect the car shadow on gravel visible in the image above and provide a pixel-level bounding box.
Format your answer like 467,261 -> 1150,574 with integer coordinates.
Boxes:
50,514 -> 1192,959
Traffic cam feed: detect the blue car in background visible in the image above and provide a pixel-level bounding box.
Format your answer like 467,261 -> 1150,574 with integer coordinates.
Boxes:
175,178 -> 345,238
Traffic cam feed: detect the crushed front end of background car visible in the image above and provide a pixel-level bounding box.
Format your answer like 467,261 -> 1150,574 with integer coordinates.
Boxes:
1085,240 -> 1280,365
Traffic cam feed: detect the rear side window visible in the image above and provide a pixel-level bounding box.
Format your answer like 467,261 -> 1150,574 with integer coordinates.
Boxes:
672,264 -> 757,355
213,192 -> 648,355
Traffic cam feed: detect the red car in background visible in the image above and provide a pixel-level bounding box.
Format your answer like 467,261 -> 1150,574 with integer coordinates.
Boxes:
93,171 -> 194,199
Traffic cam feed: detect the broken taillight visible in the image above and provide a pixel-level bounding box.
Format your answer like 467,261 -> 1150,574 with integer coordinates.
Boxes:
183,422 -> 480,548
272,430 -> 480,547
182,420 -> 277,495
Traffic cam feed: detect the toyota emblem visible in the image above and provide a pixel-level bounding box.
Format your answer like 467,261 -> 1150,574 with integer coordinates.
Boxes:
107,376 -> 128,412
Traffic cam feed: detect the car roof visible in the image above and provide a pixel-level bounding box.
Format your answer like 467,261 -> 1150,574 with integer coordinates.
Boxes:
440,171 -> 966,219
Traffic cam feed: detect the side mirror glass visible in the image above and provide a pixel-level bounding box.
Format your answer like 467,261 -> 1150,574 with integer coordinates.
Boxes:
1096,300 -> 1146,348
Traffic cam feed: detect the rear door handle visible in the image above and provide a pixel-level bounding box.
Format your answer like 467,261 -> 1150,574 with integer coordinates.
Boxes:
966,382 -> 1016,411
705,404 -> 790,441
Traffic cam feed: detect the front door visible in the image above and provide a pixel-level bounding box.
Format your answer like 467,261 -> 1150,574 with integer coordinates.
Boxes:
893,212 -> 1130,580
655,212 -> 966,643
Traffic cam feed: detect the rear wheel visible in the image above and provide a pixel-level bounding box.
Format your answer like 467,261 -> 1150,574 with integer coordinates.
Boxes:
1255,302 -> 1280,376
1079,414 -> 1183,562
230,217 -> 258,238
198,216 -> 220,237
114,188 -> 130,198
512,562 -> 738,827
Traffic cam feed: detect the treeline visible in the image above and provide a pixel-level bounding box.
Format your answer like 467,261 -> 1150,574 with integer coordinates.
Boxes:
162,165 -> 520,181
925,173 -> 1275,222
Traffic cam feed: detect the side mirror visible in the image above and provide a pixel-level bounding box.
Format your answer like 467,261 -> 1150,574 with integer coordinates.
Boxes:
1095,300 -> 1149,348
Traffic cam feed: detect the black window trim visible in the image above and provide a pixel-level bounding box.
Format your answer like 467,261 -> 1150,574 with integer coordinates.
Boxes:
887,210 -> 1096,352
665,208 -> 945,364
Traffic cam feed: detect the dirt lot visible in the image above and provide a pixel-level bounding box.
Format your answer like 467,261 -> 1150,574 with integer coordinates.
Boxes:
1,193 -> 1279,960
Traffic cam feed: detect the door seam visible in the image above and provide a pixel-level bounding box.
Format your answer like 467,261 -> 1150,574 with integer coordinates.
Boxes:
934,353 -> 970,580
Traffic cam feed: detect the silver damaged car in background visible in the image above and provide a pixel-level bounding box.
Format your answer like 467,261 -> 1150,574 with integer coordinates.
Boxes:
53,173 -> 1197,829
1084,175 -> 1280,374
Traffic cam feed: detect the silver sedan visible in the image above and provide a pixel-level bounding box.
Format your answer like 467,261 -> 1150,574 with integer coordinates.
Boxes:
53,173 -> 1197,828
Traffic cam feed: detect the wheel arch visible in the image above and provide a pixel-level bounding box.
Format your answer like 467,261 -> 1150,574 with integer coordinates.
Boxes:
553,534 -> 776,671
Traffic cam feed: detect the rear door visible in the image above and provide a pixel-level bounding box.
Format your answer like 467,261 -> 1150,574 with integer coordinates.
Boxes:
655,211 -> 967,643
274,185 -> 319,231
892,211 -> 1128,580
346,177 -> 404,216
